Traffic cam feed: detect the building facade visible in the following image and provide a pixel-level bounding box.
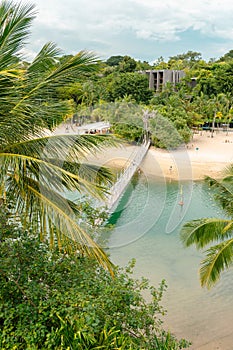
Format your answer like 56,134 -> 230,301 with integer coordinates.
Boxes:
142,70 -> 185,91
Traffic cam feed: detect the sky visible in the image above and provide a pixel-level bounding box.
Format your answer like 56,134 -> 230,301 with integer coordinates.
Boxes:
26,0 -> 233,63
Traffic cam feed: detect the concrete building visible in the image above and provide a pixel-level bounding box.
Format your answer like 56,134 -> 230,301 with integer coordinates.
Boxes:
142,70 -> 185,92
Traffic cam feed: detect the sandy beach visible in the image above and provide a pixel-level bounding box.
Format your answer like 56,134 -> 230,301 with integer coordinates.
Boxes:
99,130 -> 233,350
145,130 -> 233,181
56,126 -> 233,349
88,130 -> 233,181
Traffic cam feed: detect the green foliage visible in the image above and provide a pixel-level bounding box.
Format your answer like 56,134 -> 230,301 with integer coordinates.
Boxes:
118,56 -> 137,72
180,167 -> 233,288
0,202 -> 19,240
195,62 -> 233,97
76,198 -> 109,227
91,99 -> 144,127
153,56 -> 168,70
105,55 -> 137,73
88,100 -> 146,142
112,122 -> 144,142
56,48 -> 233,144
149,89 -> 192,147
105,55 -> 124,67
89,96 -> 192,148
166,51 -> 202,70
102,72 -> 153,104
149,114 -> 186,149
136,60 -> 152,71
0,217 -> 190,349
0,0 -> 117,271
57,82 -> 84,105
218,49 -> 233,62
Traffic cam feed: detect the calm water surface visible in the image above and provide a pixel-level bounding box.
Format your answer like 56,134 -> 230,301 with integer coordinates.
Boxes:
106,175 -> 233,349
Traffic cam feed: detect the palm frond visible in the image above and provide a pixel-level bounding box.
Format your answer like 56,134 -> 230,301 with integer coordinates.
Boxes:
29,185 -> 113,273
1,134 -> 115,194
222,163 -> 233,177
180,218 -> 233,249
27,42 -> 62,74
204,175 -> 233,216
0,99 -> 74,143
2,133 -> 115,158
4,174 -> 114,274
0,134 -> 115,264
0,51 -> 101,134
0,1 -> 115,273
180,165 -> 233,288
0,153 -> 110,201
200,238 -> 233,288
44,50 -> 100,84
0,1 -> 36,67
12,50 -> 100,107
62,161 -> 114,187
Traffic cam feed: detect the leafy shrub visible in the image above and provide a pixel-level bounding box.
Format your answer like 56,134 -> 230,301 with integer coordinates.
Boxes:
0,209 -> 190,349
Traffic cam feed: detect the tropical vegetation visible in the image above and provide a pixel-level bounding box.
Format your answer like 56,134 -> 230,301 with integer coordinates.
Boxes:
0,206 -> 190,349
0,0 -> 115,270
0,1 -> 192,349
59,48 -> 233,148
1,0 -> 233,347
180,165 -> 233,289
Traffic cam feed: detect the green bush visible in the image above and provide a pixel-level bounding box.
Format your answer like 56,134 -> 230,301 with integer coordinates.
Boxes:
0,208 -> 190,349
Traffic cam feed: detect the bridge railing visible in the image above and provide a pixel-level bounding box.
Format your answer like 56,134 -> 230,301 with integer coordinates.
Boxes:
105,139 -> 150,212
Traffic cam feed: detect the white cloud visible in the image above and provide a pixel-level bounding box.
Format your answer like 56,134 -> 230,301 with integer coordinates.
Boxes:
27,0 -> 233,60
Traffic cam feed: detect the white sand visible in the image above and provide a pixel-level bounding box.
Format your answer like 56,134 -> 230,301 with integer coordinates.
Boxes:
87,131 -> 233,350
88,130 -> 233,181
144,130 -> 233,181
52,122 -> 233,181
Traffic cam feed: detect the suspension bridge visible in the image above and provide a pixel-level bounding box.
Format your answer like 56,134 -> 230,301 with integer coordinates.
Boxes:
104,138 -> 150,213
53,114 -> 152,216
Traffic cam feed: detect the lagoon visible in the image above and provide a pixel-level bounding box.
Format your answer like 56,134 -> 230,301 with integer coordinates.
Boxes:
106,175 -> 233,349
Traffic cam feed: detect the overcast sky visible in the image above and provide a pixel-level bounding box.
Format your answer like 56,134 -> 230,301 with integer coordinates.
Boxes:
26,0 -> 233,63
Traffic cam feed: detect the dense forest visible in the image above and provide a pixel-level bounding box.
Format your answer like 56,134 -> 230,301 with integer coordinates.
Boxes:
59,50 -> 233,148
1,1 -> 233,348
58,50 -> 233,148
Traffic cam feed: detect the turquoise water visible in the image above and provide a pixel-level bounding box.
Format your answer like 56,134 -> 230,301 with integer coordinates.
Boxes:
106,175 -> 233,349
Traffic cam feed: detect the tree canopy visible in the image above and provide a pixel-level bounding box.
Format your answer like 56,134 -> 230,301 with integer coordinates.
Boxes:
0,0 -> 115,271
0,205 -> 190,349
180,165 -> 233,288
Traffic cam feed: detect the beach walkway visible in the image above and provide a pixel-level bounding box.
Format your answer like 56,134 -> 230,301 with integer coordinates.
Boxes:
53,121 -> 110,135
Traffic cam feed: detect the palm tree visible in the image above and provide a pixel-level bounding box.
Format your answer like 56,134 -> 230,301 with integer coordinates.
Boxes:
180,165 -> 233,288
0,1 -> 114,273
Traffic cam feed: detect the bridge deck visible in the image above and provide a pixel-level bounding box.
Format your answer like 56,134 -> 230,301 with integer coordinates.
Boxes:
105,139 -> 150,212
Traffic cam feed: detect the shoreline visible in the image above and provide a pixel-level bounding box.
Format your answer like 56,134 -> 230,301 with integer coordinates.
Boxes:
89,131 -> 233,349
88,131 -> 233,181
